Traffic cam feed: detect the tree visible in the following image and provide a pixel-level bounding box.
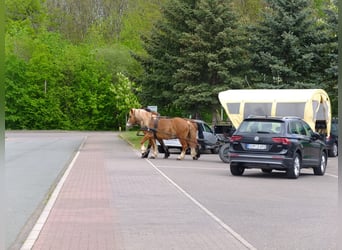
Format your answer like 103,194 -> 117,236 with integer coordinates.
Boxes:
320,0 -> 338,115
135,0 -> 249,117
248,0 -> 330,88
232,0 -> 265,24
5,0 -> 47,32
133,0 -> 194,115
5,26 -> 140,130
173,0 -> 249,116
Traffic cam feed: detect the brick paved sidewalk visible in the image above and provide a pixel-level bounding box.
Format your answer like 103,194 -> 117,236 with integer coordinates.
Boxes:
22,134 -> 249,250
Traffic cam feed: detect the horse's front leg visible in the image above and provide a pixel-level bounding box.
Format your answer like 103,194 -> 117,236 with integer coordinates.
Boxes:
140,133 -> 150,158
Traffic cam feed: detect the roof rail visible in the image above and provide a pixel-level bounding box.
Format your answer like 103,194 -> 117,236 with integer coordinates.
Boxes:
246,115 -> 302,120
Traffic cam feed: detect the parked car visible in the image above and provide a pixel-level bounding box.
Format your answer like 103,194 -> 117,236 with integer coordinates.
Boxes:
229,116 -> 328,179
326,118 -> 338,157
213,124 -> 235,141
213,124 -> 235,163
157,120 -> 219,154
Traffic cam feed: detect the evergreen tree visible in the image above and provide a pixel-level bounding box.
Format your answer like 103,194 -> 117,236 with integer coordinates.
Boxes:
248,0 -> 329,88
134,0 -> 195,115
320,0 -> 338,115
174,0 -> 249,115
135,0 -> 249,116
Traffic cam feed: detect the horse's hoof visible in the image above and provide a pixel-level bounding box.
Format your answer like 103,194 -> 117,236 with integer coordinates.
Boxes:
192,156 -> 199,160
141,153 -> 149,158
149,156 -> 155,159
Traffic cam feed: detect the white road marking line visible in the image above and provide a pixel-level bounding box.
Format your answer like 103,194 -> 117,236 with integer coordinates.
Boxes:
325,173 -> 338,178
20,136 -> 87,250
156,165 -> 226,171
146,158 -> 257,250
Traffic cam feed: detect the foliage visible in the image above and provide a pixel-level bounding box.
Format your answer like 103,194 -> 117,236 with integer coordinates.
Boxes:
110,72 -> 141,128
45,0 -> 166,45
232,0 -> 265,24
5,28 -> 141,129
4,0 -> 338,129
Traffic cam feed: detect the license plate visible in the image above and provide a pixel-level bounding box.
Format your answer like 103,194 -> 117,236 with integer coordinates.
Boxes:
246,144 -> 267,150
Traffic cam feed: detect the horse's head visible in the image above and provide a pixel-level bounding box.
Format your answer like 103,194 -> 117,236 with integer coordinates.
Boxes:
126,108 -> 154,128
126,108 -> 138,128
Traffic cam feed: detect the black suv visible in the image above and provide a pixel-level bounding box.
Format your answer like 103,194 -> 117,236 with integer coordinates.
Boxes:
229,116 -> 328,179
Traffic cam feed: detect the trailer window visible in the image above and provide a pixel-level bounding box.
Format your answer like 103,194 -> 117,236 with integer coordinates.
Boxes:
276,103 -> 305,118
227,103 -> 240,114
244,103 -> 272,118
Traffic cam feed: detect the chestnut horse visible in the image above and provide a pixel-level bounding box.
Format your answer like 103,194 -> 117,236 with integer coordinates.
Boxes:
126,108 -> 168,158
126,108 -> 200,160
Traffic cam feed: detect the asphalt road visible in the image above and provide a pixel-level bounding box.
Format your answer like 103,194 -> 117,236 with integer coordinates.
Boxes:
5,131 -> 338,249
149,153 -> 337,250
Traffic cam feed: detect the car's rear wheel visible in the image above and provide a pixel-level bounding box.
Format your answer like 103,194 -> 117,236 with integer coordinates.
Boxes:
230,163 -> 244,176
313,151 -> 327,175
328,142 -> 338,157
287,153 -> 301,179
219,143 -> 230,163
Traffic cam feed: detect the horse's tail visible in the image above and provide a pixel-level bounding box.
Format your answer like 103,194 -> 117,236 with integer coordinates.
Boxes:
186,120 -> 200,159
186,120 -> 198,142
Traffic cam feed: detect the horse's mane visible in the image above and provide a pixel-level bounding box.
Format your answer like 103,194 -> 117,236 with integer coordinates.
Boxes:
143,108 -> 159,116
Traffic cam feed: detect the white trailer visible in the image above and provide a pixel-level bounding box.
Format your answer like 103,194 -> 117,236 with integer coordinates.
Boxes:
218,89 -> 331,136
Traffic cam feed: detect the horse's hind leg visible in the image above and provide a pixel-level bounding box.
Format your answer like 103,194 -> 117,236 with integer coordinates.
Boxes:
177,149 -> 186,160
190,146 -> 199,160
149,138 -> 158,159
196,145 -> 201,159
177,141 -> 187,160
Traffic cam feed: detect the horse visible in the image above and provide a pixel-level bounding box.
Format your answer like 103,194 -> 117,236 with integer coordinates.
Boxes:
126,108 -> 200,160
126,108 -> 169,158
148,116 -> 200,160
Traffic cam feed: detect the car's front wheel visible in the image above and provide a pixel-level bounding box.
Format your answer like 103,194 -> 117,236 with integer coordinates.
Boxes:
287,153 -> 301,179
313,151 -> 327,175
230,163 -> 244,176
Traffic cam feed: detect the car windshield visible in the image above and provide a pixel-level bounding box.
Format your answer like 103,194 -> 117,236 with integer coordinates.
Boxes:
238,120 -> 283,134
